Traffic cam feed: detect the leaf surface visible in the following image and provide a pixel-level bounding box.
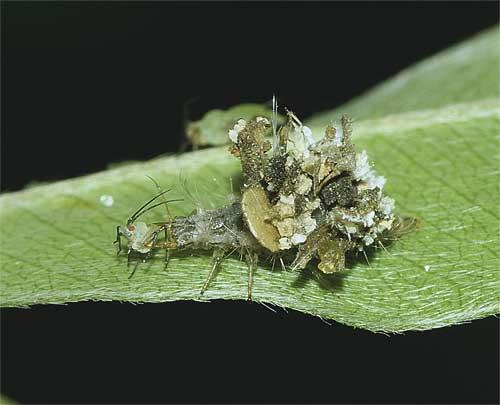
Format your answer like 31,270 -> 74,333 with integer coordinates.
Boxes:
1,29 -> 499,332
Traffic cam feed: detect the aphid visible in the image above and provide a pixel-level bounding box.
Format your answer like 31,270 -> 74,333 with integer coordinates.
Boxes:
115,102 -> 416,299
114,190 -> 179,271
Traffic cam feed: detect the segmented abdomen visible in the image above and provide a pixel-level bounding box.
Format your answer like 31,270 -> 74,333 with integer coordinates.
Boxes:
171,203 -> 261,252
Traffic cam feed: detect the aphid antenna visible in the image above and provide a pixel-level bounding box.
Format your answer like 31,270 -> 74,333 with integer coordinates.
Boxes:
132,199 -> 184,222
146,175 -> 172,217
128,189 -> 172,223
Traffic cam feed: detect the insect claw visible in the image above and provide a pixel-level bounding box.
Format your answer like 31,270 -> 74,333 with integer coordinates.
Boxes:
201,249 -> 225,296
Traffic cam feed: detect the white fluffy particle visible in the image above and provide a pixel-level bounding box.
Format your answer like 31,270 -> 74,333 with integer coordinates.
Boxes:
228,129 -> 238,143
291,233 -> 307,245
424,265 -> 431,272
280,194 -> 295,205
354,150 -> 386,190
363,235 -> 375,246
379,196 -> 395,216
302,126 -> 314,145
228,119 -> 247,143
354,150 -> 370,178
279,237 -> 292,250
333,124 -> 344,146
256,116 -> 269,124
295,174 -> 312,195
99,195 -> 114,207
363,211 -> 376,227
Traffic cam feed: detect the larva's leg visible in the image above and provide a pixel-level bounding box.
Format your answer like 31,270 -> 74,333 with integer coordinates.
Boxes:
245,252 -> 258,301
164,228 -> 170,272
200,248 -> 225,296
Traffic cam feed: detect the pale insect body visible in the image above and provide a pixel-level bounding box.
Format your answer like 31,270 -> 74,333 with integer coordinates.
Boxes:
116,191 -> 263,298
116,101 -> 417,298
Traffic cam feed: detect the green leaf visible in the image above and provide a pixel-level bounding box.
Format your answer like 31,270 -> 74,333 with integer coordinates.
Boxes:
1,29 -> 499,332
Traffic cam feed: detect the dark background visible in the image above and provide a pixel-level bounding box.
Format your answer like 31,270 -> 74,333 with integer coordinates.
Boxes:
1,2 -> 499,404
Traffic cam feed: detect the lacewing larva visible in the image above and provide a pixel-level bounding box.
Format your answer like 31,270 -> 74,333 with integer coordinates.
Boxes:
115,99 -> 417,299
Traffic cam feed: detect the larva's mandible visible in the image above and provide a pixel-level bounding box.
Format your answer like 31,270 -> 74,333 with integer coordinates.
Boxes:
115,100 -> 414,299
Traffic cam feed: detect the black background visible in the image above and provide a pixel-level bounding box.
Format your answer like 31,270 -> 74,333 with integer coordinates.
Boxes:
1,2 -> 499,404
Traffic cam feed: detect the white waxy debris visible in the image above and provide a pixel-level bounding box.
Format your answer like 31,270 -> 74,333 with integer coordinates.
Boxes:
256,116 -> 269,124
376,218 -> 394,233
424,265 -> 431,272
279,237 -> 292,250
99,195 -> 114,207
294,175 -> 312,195
363,235 -> 375,246
346,225 -> 357,234
363,211 -> 376,227
280,194 -> 295,205
296,212 -> 317,235
371,175 -> 386,190
354,150 -> 386,190
333,123 -> 344,146
302,126 -> 314,146
379,196 -> 395,216
228,119 -> 247,143
291,233 -> 307,245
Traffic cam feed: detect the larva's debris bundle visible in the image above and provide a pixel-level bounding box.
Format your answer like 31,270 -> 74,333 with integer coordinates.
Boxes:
115,106 -> 407,299
228,112 -> 396,273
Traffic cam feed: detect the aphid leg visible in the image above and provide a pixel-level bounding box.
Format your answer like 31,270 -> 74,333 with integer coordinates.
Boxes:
200,248 -> 226,296
114,226 -> 122,255
163,227 -> 171,272
245,251 -> 258,301
126,249 -> 140,279
127,249 -> 132,267
128,260 -> 140,279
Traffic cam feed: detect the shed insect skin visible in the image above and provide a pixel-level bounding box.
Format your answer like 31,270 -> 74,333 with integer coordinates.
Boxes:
116,105 -> 417,299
